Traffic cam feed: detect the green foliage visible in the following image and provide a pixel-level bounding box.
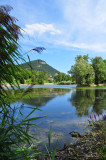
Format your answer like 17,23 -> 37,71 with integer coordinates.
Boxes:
0,102 -> 44,159
13,67 -> 49,84
0,5 -> 23,89
100,145 -> 106,159
16,143 -> 41,160
20,77 -> 25,84
69,55 -> 106,85
37,78 -> 44,84
57,81 -> 71,85
54,72 -> 71,83
75,54 -> 89,62
44,126 -> 61,160
0,5 -> 45,159
103,59 -> 106,65
69,55 -> 95,85
91,57 -> 106,84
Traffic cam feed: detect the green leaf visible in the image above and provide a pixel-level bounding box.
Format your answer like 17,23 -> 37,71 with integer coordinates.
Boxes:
22,116 -> 45,123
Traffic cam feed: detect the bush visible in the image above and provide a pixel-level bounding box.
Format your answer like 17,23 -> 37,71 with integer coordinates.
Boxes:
20,77 -> 25,84
37,79 -> 44,84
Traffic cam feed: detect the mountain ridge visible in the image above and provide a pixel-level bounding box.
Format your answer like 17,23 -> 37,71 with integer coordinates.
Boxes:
20,59 -> 59,76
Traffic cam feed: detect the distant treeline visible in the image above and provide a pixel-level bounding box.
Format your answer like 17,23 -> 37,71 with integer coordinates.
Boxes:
54,72 -> 72,84
3,67 -> 49,84
16,68 -> 50,84
4,66 -> 72,85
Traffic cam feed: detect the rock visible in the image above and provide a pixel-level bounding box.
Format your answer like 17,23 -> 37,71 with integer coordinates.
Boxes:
69,131 -> 82,138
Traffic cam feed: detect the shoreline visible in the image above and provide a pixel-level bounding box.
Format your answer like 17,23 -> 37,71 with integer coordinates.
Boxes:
77,84 -> 106,87
2,83 -> 54,88
2,83 -> 106,89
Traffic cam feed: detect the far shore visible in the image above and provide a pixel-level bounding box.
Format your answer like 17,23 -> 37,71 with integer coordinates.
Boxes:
77,84 -> 106,87
2,83 -> 54,88
2,83 -> 106,88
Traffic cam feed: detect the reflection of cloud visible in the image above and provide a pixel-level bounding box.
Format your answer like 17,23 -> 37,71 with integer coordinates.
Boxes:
29,117 -> 89,149
46,120 -> 57,123
61,111 -> 72,115
22,23 -> 62,36
53,117 -> 88,128
30,127 -> 63,144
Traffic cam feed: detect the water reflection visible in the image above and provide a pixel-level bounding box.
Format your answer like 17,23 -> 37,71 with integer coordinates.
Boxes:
15,88 -> 71,107
69,89 -> 106,116
10,87 -> 106,149
93,89 -> 106,113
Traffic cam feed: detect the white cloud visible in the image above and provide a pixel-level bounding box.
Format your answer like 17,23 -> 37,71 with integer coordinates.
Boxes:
59,0 -> 106,32
56,40 -> 106,52
22,23 -> 62,36
55,0 -> 106,53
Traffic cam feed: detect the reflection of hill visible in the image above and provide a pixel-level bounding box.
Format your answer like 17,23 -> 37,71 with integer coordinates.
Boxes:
10,88 -> 71,107
22,88 -> 70,107
22,96 -> 54,107
69,89 -> 106,116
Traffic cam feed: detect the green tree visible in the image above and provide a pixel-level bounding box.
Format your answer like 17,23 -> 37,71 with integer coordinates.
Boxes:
75,54 -> 89,62
103,59 -> 106,65
91,57 -> 106,84
69,55 -> 95,85
54,72 -> 71,82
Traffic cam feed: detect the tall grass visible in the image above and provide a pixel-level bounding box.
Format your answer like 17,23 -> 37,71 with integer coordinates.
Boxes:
44,126 -> 61,160
0,91 -> 45,159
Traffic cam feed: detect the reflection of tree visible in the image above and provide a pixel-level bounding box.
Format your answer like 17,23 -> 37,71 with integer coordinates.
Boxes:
10,88 -> 70,107
22,96 -> 54,107
69,89 -> 106,116
22,88 -> 70,107
93,89 -> 106,114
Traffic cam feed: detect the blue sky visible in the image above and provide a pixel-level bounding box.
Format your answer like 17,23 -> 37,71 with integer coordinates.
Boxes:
1,0 -> 106,73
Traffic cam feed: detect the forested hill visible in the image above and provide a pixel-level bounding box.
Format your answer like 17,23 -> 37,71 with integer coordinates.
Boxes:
20,59 -> 59,76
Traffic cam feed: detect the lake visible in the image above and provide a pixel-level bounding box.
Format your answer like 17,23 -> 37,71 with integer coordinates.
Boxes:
10,85 -> 106,150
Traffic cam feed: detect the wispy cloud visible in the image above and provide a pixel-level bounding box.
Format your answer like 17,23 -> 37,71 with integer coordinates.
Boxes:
56,0 -> 106,53
58,0 -> 106,33
56,40 -> 106,52
22,23 -> 62,36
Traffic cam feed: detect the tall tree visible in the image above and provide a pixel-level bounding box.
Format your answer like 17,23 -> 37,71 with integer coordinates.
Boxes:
69,55 -> 95,85
54,72 -> 71,82
103,60 -> 106,65
91,57 -> 106,84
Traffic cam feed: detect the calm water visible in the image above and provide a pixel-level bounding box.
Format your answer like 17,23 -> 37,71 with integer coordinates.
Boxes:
10,85 -> 106,150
